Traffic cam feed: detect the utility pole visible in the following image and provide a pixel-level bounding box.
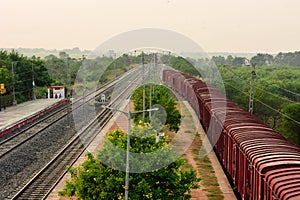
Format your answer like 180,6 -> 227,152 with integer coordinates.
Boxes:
149,53 -> 153,121
249,63 -> 256,114
142,53 -> 146,122
11,61 -> 18,106
82,55 -> 86,115
168,51 -> 171,66
114,53 -> 117,78
101,105 -> 159,200
67,57 -> 71,99
32,59 -> 36,100
66,57 -> 72,120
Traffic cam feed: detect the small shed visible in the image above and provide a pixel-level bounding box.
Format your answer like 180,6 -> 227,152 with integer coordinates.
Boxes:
48,86 -> 65,99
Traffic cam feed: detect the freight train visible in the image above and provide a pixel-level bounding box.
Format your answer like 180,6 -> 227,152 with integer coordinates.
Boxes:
163,69 -> 300,200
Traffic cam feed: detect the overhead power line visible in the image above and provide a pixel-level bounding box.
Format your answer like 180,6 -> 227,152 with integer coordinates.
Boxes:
223,81 -> 300,126
221,66 -> 299,103
258,80 -> 300,98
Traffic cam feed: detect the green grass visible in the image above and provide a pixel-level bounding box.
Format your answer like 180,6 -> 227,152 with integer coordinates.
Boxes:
191,149 -> 198,155
192,138 -> 224,200
177,100 -> 224,199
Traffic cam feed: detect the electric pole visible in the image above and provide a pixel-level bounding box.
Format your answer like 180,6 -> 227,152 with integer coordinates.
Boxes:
249,63 -> 256,114
168,51 -> 171,66
82,55 -> 86,115
149,53 -> 153,121
11,61 -> 18,106
114,53 -> 117,78
142,53 -> 145,122
32,59 -> 36,100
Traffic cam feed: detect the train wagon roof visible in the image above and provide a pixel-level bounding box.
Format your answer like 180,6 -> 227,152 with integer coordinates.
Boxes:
254,157 -> 300,174
265,167 -> 300,200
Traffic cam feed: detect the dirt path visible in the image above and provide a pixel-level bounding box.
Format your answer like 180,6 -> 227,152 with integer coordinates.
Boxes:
184,140 -> 208,200
176,101 -> 210,200
178,100 -> 236,200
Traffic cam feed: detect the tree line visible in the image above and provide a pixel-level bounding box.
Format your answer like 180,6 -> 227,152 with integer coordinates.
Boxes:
217,65 -> 300,146
211,51 -> 300,67
165,53 -> 300,146
0,50 -> 141,107
0,50 -> 52,105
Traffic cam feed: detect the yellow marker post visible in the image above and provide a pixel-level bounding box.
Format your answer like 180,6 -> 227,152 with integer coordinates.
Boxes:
1,88 -> 6,94
0,84 -> 4,111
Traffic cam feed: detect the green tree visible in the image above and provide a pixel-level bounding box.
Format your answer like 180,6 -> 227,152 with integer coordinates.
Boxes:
273,51 -> 300,66
232,56 -> 246,66
0,66 -> 12,90
0,50 -> 52,103
132,85 -> 181,132
59,126 -> 199,199
160,55 -> 200,76
225,55 -> 234,66
211,56 -> 226,66
217,64 -> 300,145
280,103 -> 300,146
250,53 -> 274,66
253,90 -> 283,128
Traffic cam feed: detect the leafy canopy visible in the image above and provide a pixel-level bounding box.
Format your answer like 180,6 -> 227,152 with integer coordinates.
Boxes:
0,50 -> 52,103
59,125 -> 199,199
132,85 -> 181,132
280,103 -> 300,146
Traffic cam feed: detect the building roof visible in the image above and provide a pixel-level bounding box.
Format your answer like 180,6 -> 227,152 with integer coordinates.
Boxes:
48,86 -> 65,89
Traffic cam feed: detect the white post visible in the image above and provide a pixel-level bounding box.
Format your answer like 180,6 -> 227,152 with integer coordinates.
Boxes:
12,62 -> 17,105
125,111 -> 131,200
101,106 -> 159,200
142,53 -> 145,122
249,63 -> 256,114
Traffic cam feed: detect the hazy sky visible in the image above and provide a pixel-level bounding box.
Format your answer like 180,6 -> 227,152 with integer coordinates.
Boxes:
1,0 -> 299,53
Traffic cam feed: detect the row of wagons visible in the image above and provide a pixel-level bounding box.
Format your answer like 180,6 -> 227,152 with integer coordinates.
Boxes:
163,69 -> 300,200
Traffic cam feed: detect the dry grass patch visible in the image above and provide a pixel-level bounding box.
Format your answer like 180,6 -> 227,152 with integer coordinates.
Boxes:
192,136 -> 224,200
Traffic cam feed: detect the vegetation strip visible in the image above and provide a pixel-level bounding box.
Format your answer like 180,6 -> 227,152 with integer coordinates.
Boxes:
177,101 -> 224,200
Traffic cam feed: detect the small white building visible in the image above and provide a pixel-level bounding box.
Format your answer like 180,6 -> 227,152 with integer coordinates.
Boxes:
47,86 -> 65,99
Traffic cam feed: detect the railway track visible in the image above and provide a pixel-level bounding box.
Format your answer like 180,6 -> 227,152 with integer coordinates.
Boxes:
11,108 -> 112,200
8,66 -> 144,199
0,105 -> 68,159
0,77 -> 118,161
0,77 -> 123,199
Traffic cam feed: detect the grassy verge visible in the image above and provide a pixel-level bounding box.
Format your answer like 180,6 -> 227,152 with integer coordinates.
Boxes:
179,101 -> 224,200
192,136 -> 224,200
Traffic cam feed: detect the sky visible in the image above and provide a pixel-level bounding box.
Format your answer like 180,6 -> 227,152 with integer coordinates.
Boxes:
0,0 -> 300,53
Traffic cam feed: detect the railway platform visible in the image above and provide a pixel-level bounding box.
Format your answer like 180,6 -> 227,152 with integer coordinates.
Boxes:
0,98 -> 63,135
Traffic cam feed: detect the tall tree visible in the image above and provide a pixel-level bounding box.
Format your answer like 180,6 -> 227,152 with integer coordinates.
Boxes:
132,85 -> 181,132
0,50 -> 51,103
59,126 -> 199,199
211,56 -> 226,66
251,53 -> 274,66
280,103 -> 300,146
